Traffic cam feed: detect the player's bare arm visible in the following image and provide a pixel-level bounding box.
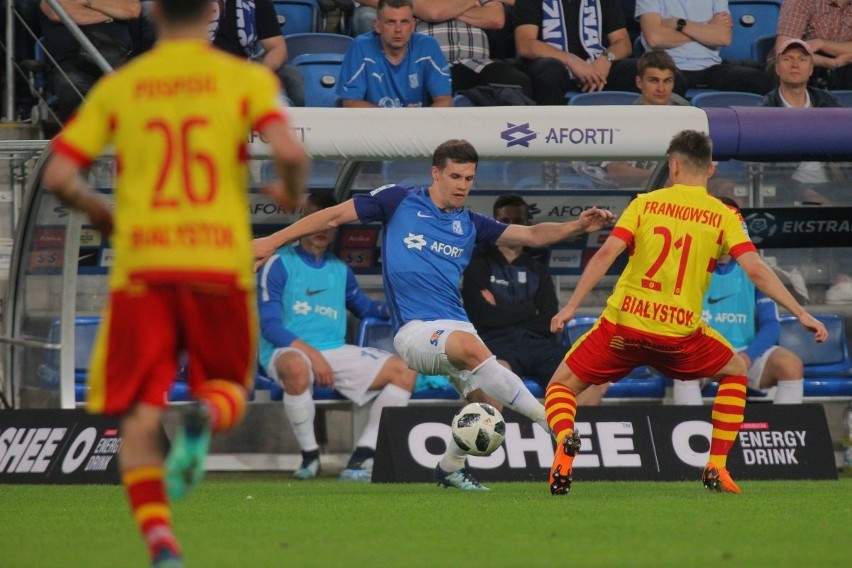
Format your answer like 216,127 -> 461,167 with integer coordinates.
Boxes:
252,200 -> 359,268
550,235 -> 626,333
42,153 -> 114,236
736,251 -> 828,342
497,207 -> 615,248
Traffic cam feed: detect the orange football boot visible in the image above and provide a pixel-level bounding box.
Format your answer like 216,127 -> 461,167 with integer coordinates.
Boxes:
550,431 -> 582,496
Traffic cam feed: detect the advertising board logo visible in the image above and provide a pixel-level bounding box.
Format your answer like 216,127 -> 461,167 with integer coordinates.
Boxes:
501,122 -> 537,148
744,212 -> 776,244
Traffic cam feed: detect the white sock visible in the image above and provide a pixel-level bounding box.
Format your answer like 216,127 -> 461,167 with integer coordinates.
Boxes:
356,383 -> 412,448
472,356 -> 548,431
673,380 -> 703,406
774,380 -> 803,404
438,442 -> 468,473
283,390 -> 318,452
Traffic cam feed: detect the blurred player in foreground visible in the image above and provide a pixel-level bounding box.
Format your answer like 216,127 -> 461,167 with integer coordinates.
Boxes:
42,0 -> 307,565
254,139 -> 615,491
545,130 -> 827,496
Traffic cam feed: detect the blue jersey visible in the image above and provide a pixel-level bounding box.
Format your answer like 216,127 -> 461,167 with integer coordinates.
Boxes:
353,185 -> 508,329
257,244 -> 388,368
338,31 -> 451,107
702,261 -> 779,361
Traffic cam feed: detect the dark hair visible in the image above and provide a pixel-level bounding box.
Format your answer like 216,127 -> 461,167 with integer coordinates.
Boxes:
717,195 -> 740,210
302,192 -> 338,215
377,0 -> 414,13
156,0 -> 211,24
432,139 -> 479,170
666,130 -> 712,172
637,50 -> 676,77
493,193 -> 529,216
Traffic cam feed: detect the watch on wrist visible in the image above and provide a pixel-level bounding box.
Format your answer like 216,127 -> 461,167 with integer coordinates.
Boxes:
605,51 -> 616,63
86,0 -> 93,8
676,18 -> 687,32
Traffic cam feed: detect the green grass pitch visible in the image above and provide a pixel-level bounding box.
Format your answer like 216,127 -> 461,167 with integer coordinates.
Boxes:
2,473 -> 851,568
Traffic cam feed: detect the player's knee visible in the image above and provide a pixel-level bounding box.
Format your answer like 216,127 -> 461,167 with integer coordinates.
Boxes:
385,357 -> 417,391
275,353 -> 311,393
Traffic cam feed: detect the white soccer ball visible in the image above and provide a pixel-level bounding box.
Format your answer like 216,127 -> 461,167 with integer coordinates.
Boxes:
450,402 -> 506,456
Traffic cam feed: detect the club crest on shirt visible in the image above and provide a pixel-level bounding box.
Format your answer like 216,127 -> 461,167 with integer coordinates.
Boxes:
409,74 -> 419,88
518,271 -> 527,284
452,220 -> 463,235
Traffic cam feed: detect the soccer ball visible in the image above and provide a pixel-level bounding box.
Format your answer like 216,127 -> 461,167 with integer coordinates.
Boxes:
450,402 -> 506,456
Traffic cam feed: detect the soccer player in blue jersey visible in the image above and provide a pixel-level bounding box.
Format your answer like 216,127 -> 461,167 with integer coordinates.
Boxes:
257,193 -> 416,482
254,139 -> 616,490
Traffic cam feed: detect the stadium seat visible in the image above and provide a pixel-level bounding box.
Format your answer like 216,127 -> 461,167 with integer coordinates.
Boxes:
779,314 -> 852,398
292,53 -> 344,107
752,33 -> 776,62
690,91 -> 764,108
284,32 -> 353,60
779,314 -> 852,376
506,162 -> 597,190
273,0 -> 321,35
832,91 -> 852,108
568,91 -> 640,106
721,1 -> 782,63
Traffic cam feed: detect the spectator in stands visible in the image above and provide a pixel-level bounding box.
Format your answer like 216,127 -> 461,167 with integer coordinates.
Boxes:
41,0 -> 308,564
253,139 -> 616,490
351,0 -> 377,36
414,0 -> 533,100
763,39 -> 841,108
513,0 -> 637,105
636,0 -> 772,95
762,39 -> 840,207
544,130 -> 827,497
39,0 -> 142,124
338,0 -> 452,107
209,0 -> 304,106
774,0 -> 852,91
602,50 -> 686,187
462,194 -> 608,404
258,192 -> 416,482
674,197 -> 805,405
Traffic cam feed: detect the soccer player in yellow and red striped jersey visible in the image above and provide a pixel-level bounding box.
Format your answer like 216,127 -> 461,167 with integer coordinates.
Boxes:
41,0 -> 307,565
544,130 -> 827,497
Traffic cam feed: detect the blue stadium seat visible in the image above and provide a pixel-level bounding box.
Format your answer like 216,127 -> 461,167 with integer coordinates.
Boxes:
284,32 -> 353,60
357,316 -> 395,352
779,314 -> 852,376
568,91 -> 641,106
292,53 -> 344,107
779,314 -> 852,398
690,91 -> 764,108
832,90 -> 852,108
752,33 -> 776,62
273,0 -> 321,35
721,1 -> 782,62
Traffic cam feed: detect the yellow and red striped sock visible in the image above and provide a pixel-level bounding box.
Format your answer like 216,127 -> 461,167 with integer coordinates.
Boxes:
709,375 -> 747,468
122,465 -> 180,561
196,379 -> 248,433
545,382 -> 577,445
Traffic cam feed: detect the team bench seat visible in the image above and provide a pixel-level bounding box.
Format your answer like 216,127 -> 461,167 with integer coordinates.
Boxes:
670,313 -> 852,401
